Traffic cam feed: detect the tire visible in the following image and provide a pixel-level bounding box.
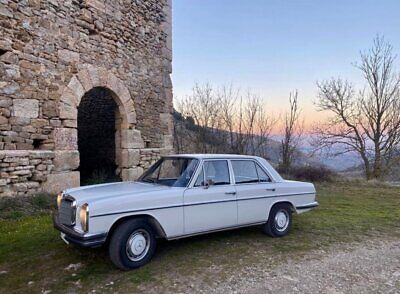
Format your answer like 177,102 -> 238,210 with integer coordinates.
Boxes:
109,219 -> 157,270
263,203 -> 292,237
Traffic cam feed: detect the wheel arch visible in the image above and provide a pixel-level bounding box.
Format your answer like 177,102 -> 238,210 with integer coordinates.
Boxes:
106,214 -> 167,243
268,200 -> 296,218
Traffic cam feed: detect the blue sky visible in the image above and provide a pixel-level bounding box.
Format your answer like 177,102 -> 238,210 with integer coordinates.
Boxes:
172,0 -> 400,122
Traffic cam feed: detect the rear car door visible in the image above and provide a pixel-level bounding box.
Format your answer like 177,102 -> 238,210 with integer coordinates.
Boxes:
231,159 -> 277,224
183,159 -> 237,234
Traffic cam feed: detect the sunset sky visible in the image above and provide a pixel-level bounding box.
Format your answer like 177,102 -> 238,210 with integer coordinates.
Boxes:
171,0 -> 400,129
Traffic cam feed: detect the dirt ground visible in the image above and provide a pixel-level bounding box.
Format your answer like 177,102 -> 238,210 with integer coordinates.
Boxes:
140,238 -> 400,293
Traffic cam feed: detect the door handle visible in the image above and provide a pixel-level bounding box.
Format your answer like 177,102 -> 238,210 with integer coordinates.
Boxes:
225,191 -> 237,195
266,188 -> 276,192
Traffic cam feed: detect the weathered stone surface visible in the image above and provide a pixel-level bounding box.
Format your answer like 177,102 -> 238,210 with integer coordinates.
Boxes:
121,129 -> 145,149
12,99 -> 39,118
0,150 -> 55,197
42,171 -> 80,194
58,49 -> 80,64
59,101 -> 77,120
0,0 -> 173,197
121,167 -> 143,181
54,128 -> 77,150
53,150 -> 79,172
120,149 -> 140,168
163,134 -> 174,149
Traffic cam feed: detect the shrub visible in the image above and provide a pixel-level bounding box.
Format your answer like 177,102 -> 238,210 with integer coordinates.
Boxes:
279,165 -> 337,182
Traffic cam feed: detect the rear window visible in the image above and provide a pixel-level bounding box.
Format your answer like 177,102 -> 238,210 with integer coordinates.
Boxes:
232,160 -> 271,184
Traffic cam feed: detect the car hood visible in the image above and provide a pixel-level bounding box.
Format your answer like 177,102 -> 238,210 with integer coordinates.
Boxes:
63,181 -> 168,203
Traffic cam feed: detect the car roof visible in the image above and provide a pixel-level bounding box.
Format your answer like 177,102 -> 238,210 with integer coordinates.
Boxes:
162,154 -> 284,182
163,154 -> 261,160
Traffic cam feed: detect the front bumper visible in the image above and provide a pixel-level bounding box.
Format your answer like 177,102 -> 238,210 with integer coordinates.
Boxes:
53,213 -> 107,248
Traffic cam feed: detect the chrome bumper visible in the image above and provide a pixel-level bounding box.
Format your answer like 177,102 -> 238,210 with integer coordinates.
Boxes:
53,213 -> 106,248
296,201 -> 319,210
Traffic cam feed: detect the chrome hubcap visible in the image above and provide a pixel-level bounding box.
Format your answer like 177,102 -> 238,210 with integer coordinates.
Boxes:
126,229 -> 150,262
274,210 -> 289,232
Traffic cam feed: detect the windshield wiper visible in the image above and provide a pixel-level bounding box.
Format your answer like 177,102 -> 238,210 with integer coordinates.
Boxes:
141,178 -> 157,184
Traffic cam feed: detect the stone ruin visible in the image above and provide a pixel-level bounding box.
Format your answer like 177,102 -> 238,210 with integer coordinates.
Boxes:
0,0 -> 173,197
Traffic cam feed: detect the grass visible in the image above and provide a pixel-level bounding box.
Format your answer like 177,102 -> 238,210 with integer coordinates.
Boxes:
0,182 -> 399,293
0,193 -> 55,220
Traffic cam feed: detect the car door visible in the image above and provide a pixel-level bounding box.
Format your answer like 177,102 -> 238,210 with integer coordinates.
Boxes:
183,159 -> 237,234
231,159 -> 277,224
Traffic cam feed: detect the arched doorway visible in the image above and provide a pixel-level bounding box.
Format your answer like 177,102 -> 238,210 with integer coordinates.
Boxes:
77,87 -> 122,185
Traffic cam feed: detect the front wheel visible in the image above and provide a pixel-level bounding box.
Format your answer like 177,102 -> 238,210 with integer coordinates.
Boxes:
263,203 -> 292,237
109,219 -> 156,270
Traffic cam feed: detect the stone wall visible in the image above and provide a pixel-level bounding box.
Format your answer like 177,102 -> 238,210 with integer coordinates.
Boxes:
0,0 -> 174,196
120,148 -> 169,182
0,150 -> 54,197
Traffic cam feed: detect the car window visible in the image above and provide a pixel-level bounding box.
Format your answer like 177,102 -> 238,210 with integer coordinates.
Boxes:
231,160 -> 259,184
204,160 -> 230,186
139,158 -> 198,187
256,164 -> 271,182
194,166 -> 204,187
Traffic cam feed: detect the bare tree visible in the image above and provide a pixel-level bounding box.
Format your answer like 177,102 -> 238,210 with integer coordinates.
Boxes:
244,92 -> 276,158
176,83 -> 276,157
314,36 -> 400,179
280,90 -> 302,173
176,83 -> 224,153
219,88 -> 276,156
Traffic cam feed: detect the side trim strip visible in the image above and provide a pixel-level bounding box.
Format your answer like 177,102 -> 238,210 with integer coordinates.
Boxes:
167,221 -> 266,240
90,192 -> 316,218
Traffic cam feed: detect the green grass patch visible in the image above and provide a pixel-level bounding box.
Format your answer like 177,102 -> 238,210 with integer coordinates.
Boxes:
0,182 -> 399,292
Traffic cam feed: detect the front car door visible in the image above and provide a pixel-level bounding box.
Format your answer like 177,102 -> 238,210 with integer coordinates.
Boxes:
183,159 -> 237,234
231,159 -> 277,225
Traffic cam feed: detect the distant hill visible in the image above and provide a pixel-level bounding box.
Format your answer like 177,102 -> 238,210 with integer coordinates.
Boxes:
173,110 -> 330,169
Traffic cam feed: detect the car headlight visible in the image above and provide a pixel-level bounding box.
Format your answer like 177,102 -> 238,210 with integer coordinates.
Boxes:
79,203 -> 89,232
57,192 -> 63,209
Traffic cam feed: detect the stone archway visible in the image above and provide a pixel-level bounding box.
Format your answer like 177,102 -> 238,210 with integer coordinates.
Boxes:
78,87 -> 121,184
53,65 -> 144,186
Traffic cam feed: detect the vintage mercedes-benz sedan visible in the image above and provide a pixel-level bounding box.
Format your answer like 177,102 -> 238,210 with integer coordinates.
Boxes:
53,154 -> 318,270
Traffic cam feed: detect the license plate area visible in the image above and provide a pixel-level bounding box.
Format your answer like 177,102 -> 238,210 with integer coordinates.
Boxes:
60,233 -> 70,245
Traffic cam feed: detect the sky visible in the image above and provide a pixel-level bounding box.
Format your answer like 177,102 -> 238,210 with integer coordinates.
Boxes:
172,0 -> 400,127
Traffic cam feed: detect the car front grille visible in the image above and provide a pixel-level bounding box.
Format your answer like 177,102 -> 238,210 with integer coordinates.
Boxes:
59,196 -> 76,226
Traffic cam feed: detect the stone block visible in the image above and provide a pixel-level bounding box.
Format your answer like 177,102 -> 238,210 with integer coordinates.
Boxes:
53,150 -> 79,172
121,167 -> 143,181
66,76 -> 85,102
0,116 -> 8,124
42,171 -> 80,194
160,113 -> 173,132
12,99 -> 39,118
120,149 -> 140,168
59,101 -> 77,120
77,68 -> 93,92
163,135 -> 174,149
63,119 -> 77,128
58,49 -> 80,64
121,129 -> 144,149
29,150 -> 54,159
86,0 -> 106,12
54,128 -> 77,150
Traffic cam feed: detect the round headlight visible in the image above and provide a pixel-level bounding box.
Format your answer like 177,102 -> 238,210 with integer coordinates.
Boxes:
79,203 -> 89,232
57,192 -> 63,209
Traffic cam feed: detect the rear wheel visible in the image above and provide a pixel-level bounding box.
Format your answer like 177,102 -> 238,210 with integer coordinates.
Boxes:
109,219 -> 156,270
263,203 -> 292,237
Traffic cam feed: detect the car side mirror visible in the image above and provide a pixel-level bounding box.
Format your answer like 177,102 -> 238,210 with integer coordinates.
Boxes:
203,179 -> 214,189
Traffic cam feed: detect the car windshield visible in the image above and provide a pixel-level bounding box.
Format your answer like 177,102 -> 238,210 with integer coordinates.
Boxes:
139,157 -> 199,187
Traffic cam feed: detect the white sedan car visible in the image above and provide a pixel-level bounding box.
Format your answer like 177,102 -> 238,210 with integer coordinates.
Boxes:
53,154 -> 318,270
